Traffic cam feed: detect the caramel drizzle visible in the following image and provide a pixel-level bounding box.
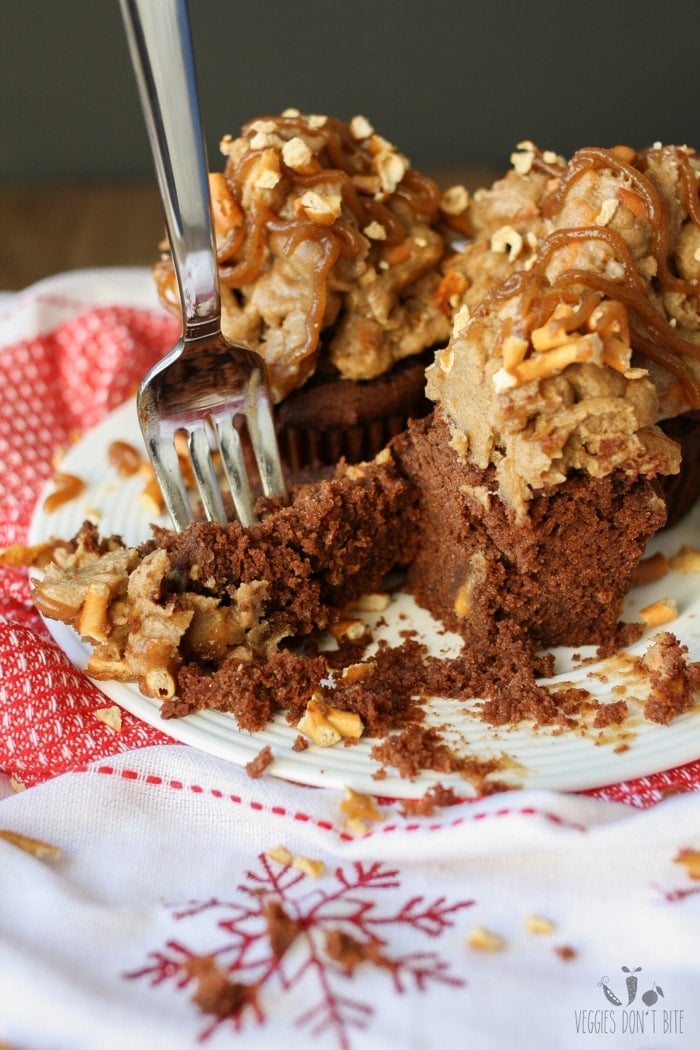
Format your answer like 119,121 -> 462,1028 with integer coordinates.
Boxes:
534,225 -> 700,404
222,112 -> 442,284
206,114 -> 445,393
524,144 -> 700,405
543,145 -> 700,298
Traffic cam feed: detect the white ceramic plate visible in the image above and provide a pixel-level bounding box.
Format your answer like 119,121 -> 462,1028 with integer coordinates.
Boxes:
27,395 -> 700,798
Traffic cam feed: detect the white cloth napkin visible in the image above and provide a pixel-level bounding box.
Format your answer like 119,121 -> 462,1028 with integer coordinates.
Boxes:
1,745 -> 699,1049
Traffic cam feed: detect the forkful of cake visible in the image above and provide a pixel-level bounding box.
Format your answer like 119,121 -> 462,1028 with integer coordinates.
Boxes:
119,0 -> 286,530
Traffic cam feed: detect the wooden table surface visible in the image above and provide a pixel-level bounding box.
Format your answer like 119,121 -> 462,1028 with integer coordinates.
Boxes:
0,183 -> 166,292
0,168 -> 498,293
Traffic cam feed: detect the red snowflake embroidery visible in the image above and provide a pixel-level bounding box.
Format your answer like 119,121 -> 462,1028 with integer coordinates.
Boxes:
124,854 -> 473,1046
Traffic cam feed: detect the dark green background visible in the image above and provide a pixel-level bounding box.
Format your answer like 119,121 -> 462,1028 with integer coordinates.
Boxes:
2,0 -> 698,185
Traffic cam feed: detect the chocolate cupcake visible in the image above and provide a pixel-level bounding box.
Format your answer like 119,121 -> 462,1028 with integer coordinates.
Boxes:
658,410 -> 700,526
275,350 -> 433,481
153,110 -> 470,480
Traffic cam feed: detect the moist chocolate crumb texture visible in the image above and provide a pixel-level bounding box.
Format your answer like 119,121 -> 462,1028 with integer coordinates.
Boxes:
27,137 -> 700,768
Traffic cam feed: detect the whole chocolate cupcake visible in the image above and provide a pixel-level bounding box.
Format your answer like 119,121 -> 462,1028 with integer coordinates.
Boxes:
154,110 -> 470,481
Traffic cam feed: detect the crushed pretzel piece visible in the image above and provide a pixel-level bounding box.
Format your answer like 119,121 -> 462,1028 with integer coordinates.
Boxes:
0,829 -> 61,862
349,114 -> 374,140
95,705 -> 122,732
139,471 -> 165,515
77,583 -> 113,643
43,472 -> 86,513
363,220 -> 387,241
467,925 -> 505,951
345,592 -> 390,613
674,849 -> 700,879
292,854 -> 325,878
325,707 -> 363,740
669,545 -> 700,574
327,618 -> 368,642
341,662 -> 374,684
510,141 -> 536,175
296,190 -> 342,225
511,334 -> 603,385
639,597 -> 678,627
0,541 -> 58,568
107,440 -> 142,476
440,184 -> 469,216
281,136 -> 314,173
373,145 -> 407,195
524,914 -> 555,934
438,344 -> 455,375
595,197 -> 619,226
501,334 -> 529,371
297,701 -> 342,747
633,551 -> 669,586
345,816 -> 370,836
137,666 -> 177,701
266,845 -> 293,866
490,224 -> 523,261
451,304 -> 471,339
297,696 -> 363,746
432,270 -> 469,317
339,786 -> 384,823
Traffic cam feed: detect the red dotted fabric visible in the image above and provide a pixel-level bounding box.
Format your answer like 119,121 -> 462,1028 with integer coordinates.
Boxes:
1,302 -> 178,785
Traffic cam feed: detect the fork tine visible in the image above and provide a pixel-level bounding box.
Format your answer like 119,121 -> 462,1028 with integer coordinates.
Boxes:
212,415 -> 257,528
247,389 -> 287,500
188,425 -> 228,525
147,433 -> 193,532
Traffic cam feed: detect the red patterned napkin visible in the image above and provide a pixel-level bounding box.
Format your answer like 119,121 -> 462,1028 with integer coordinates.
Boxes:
1,271 -> 699,801
1,279 -> 179,785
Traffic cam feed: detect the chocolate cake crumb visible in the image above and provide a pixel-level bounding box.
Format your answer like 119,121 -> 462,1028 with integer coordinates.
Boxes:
170,650 -> 328,728
184,955 -> 253,1017
324,929 -> 395,975
596,621 -> 645,659
330,638 -> 428,736
322,628 -> 373,671
399,782 -> 463,816
371,724 -> 503,787
420,632 -> 560,727
292,734 -> 309,752
245,745 -> 274,779
592,699 -> 628,729
639,631 -> 696,724
264,899 -> 301,959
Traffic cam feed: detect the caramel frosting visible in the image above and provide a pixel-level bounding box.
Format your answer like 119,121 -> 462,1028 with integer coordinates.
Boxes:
154,110 -> 468,402
428,142 -> 700,510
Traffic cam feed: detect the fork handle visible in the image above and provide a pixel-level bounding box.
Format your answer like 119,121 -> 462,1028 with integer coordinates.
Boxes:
120,0 -> 220,331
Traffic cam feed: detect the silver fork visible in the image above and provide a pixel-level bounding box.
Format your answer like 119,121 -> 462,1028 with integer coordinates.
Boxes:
119,0 -> 286,530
